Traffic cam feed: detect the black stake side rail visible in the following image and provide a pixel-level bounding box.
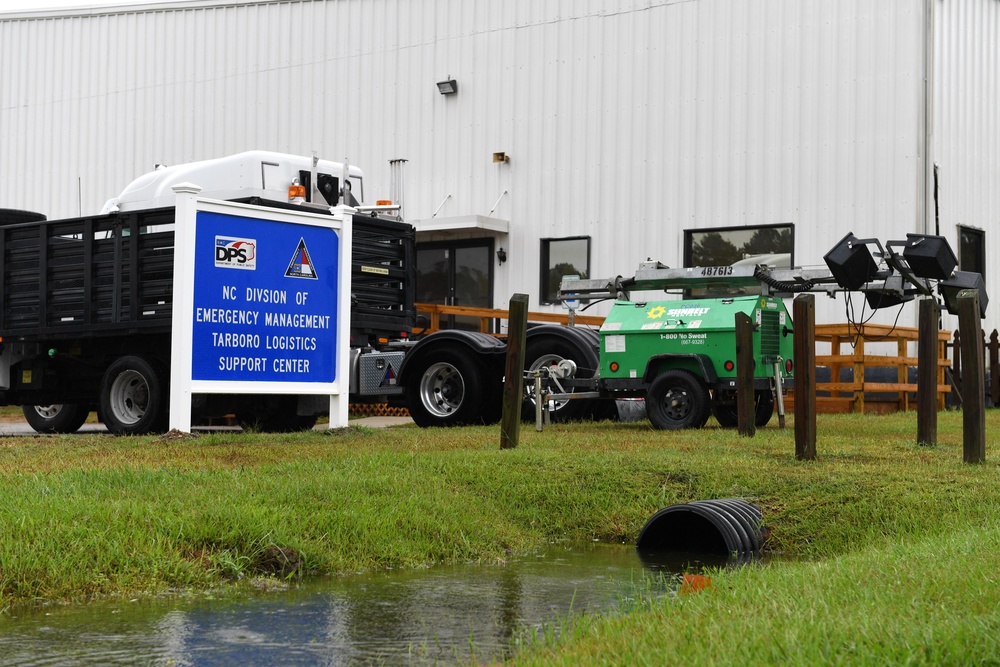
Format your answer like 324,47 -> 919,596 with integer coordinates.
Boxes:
0,205 -> 417,345
0,208 -> 175,341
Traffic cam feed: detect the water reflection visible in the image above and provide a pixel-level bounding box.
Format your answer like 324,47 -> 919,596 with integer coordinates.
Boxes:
1,544 -> 676,666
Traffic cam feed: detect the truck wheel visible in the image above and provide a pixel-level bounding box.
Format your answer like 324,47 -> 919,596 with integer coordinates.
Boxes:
238,395 -> 318,432
405,348 -> 488,427
711,389 -> 775,428
100,356 -> 167,435
21,404 -> 90,434
646,370 -> 711,430
520,335 -> 597,422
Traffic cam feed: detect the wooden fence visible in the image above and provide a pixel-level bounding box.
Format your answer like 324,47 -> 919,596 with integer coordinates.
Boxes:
414,302 -> 605,334
787,324 -> 952,414
951,328 -> 1000,408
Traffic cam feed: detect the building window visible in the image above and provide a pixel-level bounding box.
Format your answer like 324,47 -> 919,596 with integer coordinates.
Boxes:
540,236 -> 590,304
958,225 -> 985,279
683,223 -> 794,297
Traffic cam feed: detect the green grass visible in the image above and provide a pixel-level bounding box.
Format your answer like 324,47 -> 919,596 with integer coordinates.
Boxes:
0,411 -> 998,664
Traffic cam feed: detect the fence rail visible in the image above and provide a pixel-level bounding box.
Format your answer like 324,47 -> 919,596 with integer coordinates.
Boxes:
951,328 -> 1000,408
794,323 -> 952,414
414,302 -> 604,335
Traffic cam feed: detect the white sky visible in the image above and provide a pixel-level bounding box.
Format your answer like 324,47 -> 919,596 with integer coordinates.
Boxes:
0,0 -> 165,11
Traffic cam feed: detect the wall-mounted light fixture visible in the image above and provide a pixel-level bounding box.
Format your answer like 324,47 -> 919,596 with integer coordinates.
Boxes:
492,152 -> 509,163
496,247 -> 507,265
436,78 -> 458,95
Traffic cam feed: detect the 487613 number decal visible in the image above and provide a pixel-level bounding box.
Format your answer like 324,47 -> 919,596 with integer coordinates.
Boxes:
700,266 -> 733,277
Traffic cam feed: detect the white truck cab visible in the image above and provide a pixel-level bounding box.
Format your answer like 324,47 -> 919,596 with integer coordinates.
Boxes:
100,150 -> 365,214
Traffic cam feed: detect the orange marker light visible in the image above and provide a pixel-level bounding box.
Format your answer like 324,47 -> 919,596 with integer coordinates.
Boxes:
376,200 -> 392,206
288,183 -> 306,201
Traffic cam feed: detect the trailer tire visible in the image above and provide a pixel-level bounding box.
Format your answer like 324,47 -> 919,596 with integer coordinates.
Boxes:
405,348 -> 489,427
0,208 -> 46,225
646,370 -> 711,430
520,334 -> 598,422
100,356 -> 168,435
711,389 -> 775,428
21,404 -> 90,434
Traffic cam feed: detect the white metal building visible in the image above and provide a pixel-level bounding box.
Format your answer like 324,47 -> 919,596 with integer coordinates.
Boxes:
1,0 -> 998,331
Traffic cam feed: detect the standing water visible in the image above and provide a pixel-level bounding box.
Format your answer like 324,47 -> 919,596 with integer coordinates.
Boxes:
0,544 -> 688,666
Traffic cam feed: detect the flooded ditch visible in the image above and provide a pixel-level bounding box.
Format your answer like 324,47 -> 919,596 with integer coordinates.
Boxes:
0,544 -> 701,666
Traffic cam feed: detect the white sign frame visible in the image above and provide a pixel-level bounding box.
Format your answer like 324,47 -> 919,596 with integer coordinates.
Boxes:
169,184 -> 353,432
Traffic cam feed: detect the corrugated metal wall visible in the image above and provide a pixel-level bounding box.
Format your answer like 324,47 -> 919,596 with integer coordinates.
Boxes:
935,0 -> 1000,243
1,0 -> 996,328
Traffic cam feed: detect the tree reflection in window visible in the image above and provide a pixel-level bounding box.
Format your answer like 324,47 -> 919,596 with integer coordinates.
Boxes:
540,237 -> 590,304
684,224 -> 794,297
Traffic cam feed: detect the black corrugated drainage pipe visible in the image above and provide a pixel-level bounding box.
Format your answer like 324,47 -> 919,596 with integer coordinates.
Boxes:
635,499 -> 763,566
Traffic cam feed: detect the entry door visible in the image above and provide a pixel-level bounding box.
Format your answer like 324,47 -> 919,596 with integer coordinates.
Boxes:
415,239 -> 494,331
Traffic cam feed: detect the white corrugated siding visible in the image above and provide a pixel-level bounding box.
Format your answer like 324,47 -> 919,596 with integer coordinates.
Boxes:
2,0 -> 997,329
935,0 -> 1000,255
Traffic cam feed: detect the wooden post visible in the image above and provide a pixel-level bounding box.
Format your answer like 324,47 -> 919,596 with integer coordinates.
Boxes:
735,312 -> 756,437
958,290 -> 985,463
500,294 -> 529,450
990,330 -> 999,407
952,329 -> 963,405
793,294 -> 816,460
916,298 -> 938,446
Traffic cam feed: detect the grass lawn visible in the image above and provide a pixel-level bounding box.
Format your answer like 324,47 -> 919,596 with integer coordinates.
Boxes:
0,410 -> 997,664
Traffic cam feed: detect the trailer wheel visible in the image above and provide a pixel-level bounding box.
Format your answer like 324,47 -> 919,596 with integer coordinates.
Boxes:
520,335 -> 598,422
405,348 -> 488,427
21,404 -> 90,434
711,389 -> 775,428
99,356 -> 167,435
646,370 -> 711,430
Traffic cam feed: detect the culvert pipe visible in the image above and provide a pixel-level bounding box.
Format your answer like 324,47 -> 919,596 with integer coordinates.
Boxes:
635,499 -> 763,565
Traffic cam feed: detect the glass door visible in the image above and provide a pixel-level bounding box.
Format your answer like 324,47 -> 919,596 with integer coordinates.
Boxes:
416,239 -> 494,331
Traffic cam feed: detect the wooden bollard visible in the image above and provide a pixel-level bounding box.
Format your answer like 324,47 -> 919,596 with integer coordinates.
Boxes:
500,293 -> 529,450
957,290 -> 985,463
990,330 -> 999,407
793,294 -> 816,460
916,298 -> 938,446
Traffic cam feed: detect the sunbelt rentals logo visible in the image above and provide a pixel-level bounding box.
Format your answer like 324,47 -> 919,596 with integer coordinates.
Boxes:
215,236 -> 257,270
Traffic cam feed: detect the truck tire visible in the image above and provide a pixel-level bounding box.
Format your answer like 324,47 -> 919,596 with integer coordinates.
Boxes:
100,356 -> 168,435
21,404 -> 90,434
711,389 -> 775,428
237,395 -> 318,432
646,370 -> 711,430
0,208 -> 46,225
520,333 -> 599,422
404,348 -> 489,427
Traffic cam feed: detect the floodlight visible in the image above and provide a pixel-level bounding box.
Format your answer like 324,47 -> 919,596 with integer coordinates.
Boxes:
939,271 -> 989,318
436,78 -> 458,95
902,233 -> 957,280
823,232 -> 878,290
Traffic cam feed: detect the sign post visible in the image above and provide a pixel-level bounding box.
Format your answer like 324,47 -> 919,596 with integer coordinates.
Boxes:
170,185 -> 352,432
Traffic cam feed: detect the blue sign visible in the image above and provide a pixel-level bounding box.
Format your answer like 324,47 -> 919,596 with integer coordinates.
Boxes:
191,211 -> 340,383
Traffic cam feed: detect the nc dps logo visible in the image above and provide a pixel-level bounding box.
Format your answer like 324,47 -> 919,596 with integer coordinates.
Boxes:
215,236 -> 257,270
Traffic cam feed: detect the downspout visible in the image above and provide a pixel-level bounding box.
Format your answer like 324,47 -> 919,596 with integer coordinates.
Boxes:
921,0 -> 936,237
